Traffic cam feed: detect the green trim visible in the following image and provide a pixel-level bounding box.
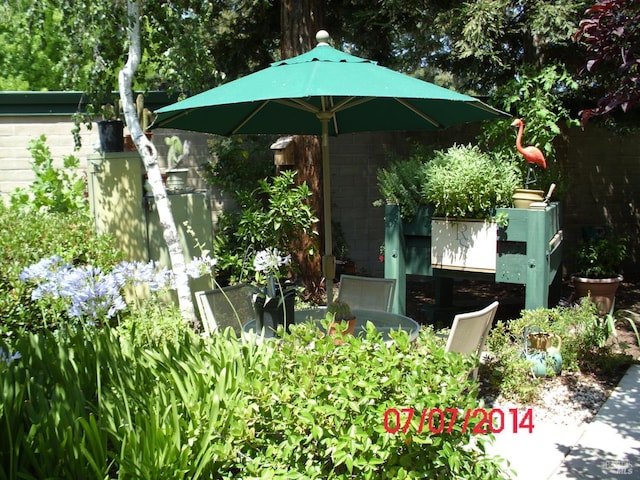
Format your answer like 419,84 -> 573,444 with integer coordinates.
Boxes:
0,91 -> 177,116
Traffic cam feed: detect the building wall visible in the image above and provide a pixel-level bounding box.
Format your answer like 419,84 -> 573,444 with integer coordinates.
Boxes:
2,108 -> 639,279
0,115 -> 97,195
328,125 -> 640,278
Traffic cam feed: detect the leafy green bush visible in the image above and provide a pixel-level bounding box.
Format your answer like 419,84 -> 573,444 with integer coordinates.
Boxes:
484,300 -> 633,402
116,297 -> 191,348
1,324 -> 509,479
9,135 -> 87,214
0,203 -> 123,334
574,236 -> 627,278
214,170 -> 318,283
422,144 -> 520,219
375,144 -> 520,221
375,154 -> 428,221
237,323 -> 508,479
200,135 -> 275,194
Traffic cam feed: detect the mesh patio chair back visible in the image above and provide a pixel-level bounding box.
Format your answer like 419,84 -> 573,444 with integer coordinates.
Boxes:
336,274 -> 396,312
195,284 -> 255,336
445,301 -> 499,379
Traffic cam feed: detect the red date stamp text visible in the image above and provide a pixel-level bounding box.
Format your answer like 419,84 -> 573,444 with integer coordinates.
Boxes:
383,407 -> 534,435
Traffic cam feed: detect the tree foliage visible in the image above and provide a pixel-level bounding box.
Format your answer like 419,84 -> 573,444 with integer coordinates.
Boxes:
0,2 -> 67,90
574,0 -> 640,126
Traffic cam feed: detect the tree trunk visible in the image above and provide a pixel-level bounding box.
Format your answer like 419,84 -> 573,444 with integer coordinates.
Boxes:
119,0 -> 198,328
280,0 -> 327,302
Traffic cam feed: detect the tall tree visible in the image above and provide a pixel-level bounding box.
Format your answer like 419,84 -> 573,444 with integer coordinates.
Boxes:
280,0 -> 327,301
118,0 -> 197,327
0,1 -> 67,90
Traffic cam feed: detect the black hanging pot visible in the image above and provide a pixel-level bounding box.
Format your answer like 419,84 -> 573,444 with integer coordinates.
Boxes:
254,288 -> 296,334
97,120 -> 124,153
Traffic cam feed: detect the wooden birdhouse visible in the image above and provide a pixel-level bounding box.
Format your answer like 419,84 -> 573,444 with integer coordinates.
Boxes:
270,136 -> 296,166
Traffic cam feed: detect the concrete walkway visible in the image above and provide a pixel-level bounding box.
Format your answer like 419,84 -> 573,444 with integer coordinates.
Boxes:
487,364 -> 640,479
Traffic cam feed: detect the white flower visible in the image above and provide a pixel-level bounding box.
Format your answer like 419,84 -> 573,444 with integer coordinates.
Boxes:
186,255 -> 218,279
253,248 -> 290,274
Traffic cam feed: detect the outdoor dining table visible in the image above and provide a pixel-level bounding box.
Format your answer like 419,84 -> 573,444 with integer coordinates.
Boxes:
242,307 -> 421,342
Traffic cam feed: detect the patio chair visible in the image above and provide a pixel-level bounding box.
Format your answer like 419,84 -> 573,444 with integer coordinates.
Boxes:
336,274 -> 396,312
444,301 -> 499,380
195,284 -> 255,336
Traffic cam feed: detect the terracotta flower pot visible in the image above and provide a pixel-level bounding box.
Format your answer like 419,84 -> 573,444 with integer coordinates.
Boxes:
328,318 -> 357,344
572,274 -> 623,315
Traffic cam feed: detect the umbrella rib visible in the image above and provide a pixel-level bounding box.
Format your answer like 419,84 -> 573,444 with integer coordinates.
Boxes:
231,101 -> 271,134
394,98 -> 442,128
276,98 -> 318,113
154,109 -> 193,128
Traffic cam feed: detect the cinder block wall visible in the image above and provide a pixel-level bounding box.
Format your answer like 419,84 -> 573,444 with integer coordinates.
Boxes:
0,114 -> 240,248
328,125 -> 640,278
2,114 -> 639,279
560,126 -> 640,276
0,116 -> 99,195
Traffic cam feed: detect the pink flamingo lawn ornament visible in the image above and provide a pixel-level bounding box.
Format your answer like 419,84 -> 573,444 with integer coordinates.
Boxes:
511,118 -> 546,187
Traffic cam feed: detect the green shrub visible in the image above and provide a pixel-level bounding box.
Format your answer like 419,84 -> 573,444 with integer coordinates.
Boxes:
375,144 -> 520,221
375,154 -> 428,221
484,300 -> 634,402
237,324 -> 508,478
214,170 -> 318,283
9,134 -> 87,214
422,144 -> 520,219
200,135 -> 275,194
1,324 -> 509,479
116,298 -> 191,348
0,203 -> 123,334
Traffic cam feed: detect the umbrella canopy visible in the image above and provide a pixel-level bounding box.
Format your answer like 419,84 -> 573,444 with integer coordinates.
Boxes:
154,31 -> 508,302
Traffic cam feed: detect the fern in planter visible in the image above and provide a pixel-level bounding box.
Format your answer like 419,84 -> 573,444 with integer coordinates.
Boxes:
375,156 -> 427,221
422,144 -> 520,220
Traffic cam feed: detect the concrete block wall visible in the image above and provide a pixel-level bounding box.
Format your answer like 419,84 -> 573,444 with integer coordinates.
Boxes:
0,115 -> 99,195
0,113 -> 238,243
561,126 -> 640,276
2,113 -> 639,279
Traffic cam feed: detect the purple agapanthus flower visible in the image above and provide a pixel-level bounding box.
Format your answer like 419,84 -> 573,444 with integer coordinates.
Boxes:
58,265 -> 126,320
0,348 -> 21,366
19,255 -> 70,283
21,257 -> 128,323
20,255 -> 73,300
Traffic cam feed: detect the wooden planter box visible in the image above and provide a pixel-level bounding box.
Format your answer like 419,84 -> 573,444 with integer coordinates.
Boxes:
383,204 -> 563,316
431,218 -> 498,273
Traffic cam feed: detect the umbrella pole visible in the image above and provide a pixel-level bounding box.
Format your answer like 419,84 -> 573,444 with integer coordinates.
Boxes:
319,113 -> 335,305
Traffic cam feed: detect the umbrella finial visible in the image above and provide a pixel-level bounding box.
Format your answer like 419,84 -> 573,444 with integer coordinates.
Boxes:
316,30 -> 331,46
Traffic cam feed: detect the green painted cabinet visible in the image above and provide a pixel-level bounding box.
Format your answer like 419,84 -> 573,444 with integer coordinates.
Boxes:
384,204 -> 563,317
87,152 -> 214,298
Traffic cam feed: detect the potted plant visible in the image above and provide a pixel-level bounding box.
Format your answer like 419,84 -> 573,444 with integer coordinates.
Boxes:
420,144 -> 521,220
571,235 -> 627,315
376,144 -> 520,221
326,299 -> 357,343
124,94 -> 155,151
251,247 -> 297,334
422,144 -> 519,272
164,136 -> 190,191
93,102 -> 125,153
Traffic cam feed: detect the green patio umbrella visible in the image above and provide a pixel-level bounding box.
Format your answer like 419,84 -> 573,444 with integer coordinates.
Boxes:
154,31 -> 507,301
